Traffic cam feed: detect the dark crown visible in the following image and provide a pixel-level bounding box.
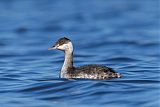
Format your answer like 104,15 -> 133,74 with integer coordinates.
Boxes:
55,37 -> 71,46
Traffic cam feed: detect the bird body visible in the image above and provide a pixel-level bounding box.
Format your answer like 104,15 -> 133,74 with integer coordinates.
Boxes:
49,37 -> 121,80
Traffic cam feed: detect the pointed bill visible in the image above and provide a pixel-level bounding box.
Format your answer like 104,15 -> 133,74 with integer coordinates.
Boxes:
48,46 -> 56,50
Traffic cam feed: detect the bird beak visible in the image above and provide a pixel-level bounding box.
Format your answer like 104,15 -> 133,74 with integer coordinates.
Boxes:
48,46 -> 56,50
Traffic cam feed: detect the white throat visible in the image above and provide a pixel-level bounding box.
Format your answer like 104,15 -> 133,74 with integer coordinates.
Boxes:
60,42 -> 74,78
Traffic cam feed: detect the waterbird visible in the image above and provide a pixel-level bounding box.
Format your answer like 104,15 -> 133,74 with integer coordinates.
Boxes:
48,37 -> 122,80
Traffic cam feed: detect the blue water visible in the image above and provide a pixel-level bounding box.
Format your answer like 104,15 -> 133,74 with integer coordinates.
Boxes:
0,0 -> 159,107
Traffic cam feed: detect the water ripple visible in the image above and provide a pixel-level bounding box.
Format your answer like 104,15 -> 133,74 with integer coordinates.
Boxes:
0,0 -> 159,107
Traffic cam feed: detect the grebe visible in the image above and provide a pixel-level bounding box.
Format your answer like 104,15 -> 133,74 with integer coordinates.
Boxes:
48,37 -> 121,80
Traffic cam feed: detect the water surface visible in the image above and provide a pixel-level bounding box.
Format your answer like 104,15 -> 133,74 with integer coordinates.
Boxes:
0,0 -> 159,107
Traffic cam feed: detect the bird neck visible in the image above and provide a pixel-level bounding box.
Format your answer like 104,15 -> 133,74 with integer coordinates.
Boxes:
60,43 -> 74,78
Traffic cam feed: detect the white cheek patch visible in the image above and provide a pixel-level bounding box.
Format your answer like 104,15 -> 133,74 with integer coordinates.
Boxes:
56,42 -> 73,52
57,44 -> 67,50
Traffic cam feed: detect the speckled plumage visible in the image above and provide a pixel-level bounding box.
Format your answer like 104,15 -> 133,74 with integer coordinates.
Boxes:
49,37 -> 122,80
67,64 -> 121,79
